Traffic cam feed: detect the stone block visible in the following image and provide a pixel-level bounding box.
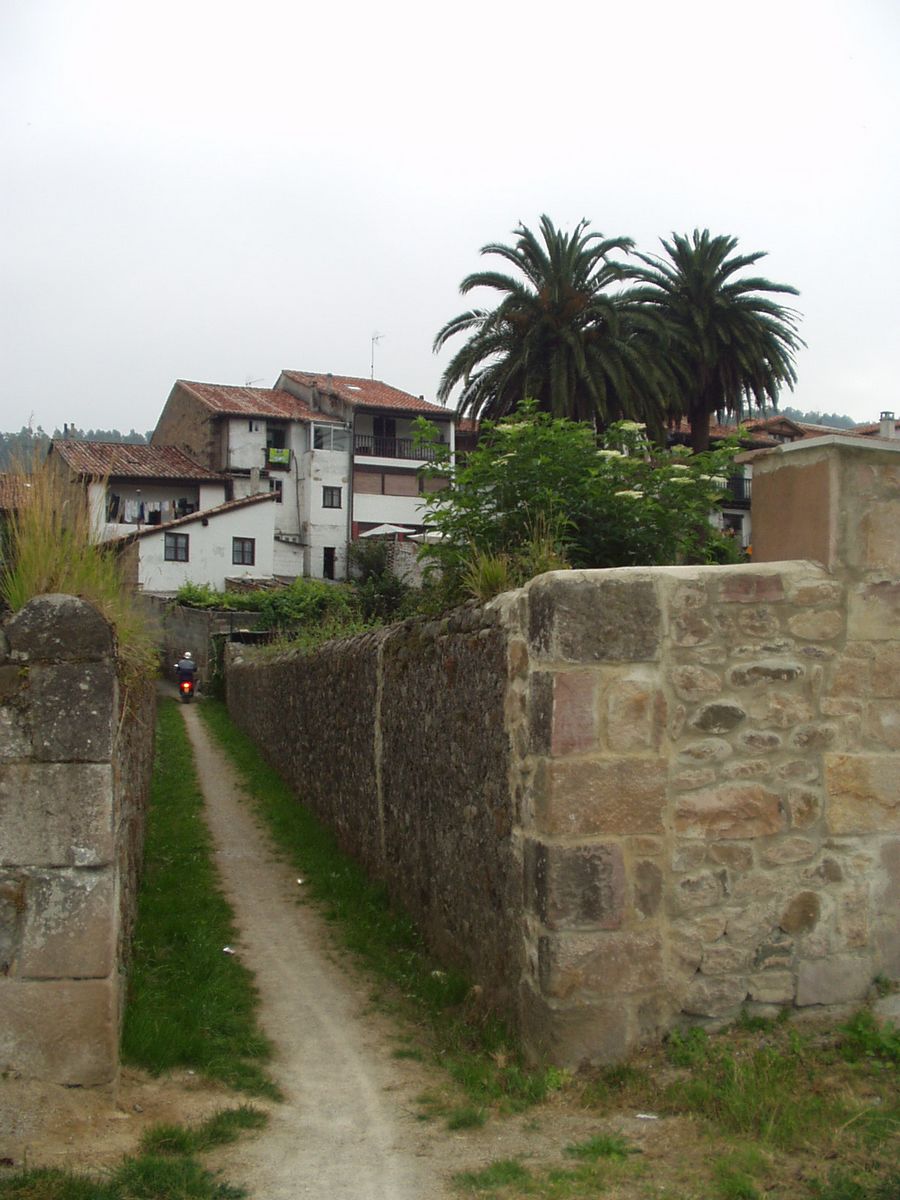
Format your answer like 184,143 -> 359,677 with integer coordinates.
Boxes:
787,787 -> 823,829
527,573 -> 660,663
863,702 -> 900,750
18,869 -> 114,978
682,974 -> 747,1017
777,760 -> 819,783
672,611 -> 714,646
525,840 -> 625,929
678,737 -> 733,762
780,891 -> 821,934
6,597 -> 114,664
674,767 -> 717,790
796,955 -> 872,1007
0,665 -> 27,703
746,691 -> 814,729
837,884 -> 869,949
738,730 -> 783,754
674,870 -> 728,911
747,971 -> 795,1004
634,860 -> 663,918
875,840 -> 900,977
0,706 -> 31,760
675,784 -> 785,840
690,702 -> 747,734
604,671 -> 666,751
719,575 -> 785,604
708,843 -> 754,870
533,758 -> 666,836
671,665 -> 722,702
551,671 -> 598,756
789,581 -> 844,607
762,838 -> 817,865
826,754 -> 900,834
701,943 -> 753,974
790,724 -> 838,751
787,610 -> 844,641
722,760 -> 772,780
848,579 -> 900,641
29,663 -> 116,762
0,763 -> 115,866
0,978 -> 117,1084
871,645 -> 900,697
729,661 -> 805,689
859,499 -> 900,572
537,930 -> 663,998
519,981 -> 633,1067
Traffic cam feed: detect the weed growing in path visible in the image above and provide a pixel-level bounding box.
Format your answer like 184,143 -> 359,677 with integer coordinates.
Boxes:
121,700 -> 278,1098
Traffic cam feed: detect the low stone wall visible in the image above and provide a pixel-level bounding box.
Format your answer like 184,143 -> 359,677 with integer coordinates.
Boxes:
225,439 -> 899,1065
0,595 -> 155,1087
138,595 -> 260,691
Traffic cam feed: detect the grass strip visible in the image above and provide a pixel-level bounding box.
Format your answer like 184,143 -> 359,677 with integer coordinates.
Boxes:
197,698 -> 564,1117
121,699 -> 278,1099
0,1109 -> 265,1200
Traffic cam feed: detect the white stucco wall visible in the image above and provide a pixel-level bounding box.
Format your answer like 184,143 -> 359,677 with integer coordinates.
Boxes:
352,493 -> 429,527
134,500 -> 276,591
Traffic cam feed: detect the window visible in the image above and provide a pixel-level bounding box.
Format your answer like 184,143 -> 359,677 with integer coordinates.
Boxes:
323,486 -> 342,509
313,424 -> 350,452
232,537 -> 256,566
164,532 -> 189,562
269,479 -> 283,503
323,546 -> 336,580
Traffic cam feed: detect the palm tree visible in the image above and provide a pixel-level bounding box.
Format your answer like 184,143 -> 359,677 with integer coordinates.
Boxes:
631,230 -> 804,452
434,216 -> 671,428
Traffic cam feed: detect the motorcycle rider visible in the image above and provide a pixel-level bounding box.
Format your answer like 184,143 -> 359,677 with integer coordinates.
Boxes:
174,650 -> 197,688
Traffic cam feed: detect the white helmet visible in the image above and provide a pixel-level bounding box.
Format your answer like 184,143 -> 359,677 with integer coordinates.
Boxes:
183,650 -> 192,659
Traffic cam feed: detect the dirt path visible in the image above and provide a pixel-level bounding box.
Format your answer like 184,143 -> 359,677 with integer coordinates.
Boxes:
179,703 -> 453,1199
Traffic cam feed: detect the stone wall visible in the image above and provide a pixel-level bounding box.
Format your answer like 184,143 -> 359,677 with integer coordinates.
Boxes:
138,595 -> 259,690
0,596 -> 155,1086
225,439 -> 899,1065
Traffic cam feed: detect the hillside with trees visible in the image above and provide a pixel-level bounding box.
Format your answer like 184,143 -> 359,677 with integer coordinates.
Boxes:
0,427 -> 150,471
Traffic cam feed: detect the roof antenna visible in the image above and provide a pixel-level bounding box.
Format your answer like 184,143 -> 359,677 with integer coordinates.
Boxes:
370,331 -> 384,380
244,376 -> 263,387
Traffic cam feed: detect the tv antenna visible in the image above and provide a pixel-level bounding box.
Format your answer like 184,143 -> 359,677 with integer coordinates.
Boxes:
244,376 -> 263,387
370,331 -> 385,380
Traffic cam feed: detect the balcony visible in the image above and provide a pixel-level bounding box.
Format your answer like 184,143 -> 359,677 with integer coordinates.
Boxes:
354,434 -> 439,462
265,447 -> 292,471
724,476 -> 752,505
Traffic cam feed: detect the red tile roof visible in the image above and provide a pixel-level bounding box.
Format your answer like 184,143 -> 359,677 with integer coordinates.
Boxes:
176,381 -> 341,423
52,441 -> 222,481
280,371 -> 449,415
110,492 -> 275,543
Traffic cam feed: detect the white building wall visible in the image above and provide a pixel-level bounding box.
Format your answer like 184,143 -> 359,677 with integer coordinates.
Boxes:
227,418 -> 267,471
135,501 -> 276,592
352,493 -> 429,527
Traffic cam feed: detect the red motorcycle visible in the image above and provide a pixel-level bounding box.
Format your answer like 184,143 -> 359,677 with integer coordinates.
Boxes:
178,677 -> 195,703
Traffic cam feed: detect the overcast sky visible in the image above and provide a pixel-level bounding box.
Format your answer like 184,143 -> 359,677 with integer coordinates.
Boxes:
2,0 -> 897,435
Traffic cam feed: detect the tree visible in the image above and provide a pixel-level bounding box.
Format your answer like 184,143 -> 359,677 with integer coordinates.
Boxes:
434,216 -> 671,430
417,401 -> 741,596
631,230 -> 804,452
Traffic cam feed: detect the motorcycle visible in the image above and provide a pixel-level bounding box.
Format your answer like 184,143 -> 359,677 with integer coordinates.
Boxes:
178,677 -> 195,703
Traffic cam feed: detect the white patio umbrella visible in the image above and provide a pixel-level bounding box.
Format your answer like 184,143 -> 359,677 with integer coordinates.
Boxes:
359,524 -> 416,537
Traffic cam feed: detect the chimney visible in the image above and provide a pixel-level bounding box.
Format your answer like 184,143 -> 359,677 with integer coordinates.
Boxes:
879,411 -> 897,439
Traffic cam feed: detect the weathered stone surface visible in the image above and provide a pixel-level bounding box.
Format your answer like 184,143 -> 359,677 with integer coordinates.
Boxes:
0,665 -> 27,703
864,702 -> 900,750
671,666 -> 722,701
674,767 -> 718,790
874,840 -> 900,976
754,932 -> 795,969
848,579 -> 900,642
605,672 -> 665,751
837,884 -> 869,949
790,581 -> 844,607
787,788 -> 823,829
722,760 -> 772,780
747,971 -> 795,1004
738,730 -> 783,754
0,763 -> 114,866
18,869 -> 114,978
533,758 -> 666,836
780,892 -> 821,933
634,860 -> 662,918
719,575 -> 785,604
871,645 -> 900,698
762,838 -> 817,865
519,982 -> 632,1067
791,724 -> 838,751
0,706 -> 31,760
777,760 -> 819,783
690,702 -> 747,734
747,691 -> 814,729
708,843 -> 754,871
787,610 -> 843,641
6,596 -> 114,663
527,573 -> 660,663
826,754 -> 900,833
29,663 -> 116,762
672,843 -> 706,872
796,955 -> 872,1006
730,661 -> 805,688
675,785 -> 785,840
682,974 -> 747,1017
674,871 -> 728,911
701,942 -> 752,974
678,737 -> 733,762
538,930 -> 663,998
530,670 -> 598,757
672,611 -> 714,646
525,840 -> 625,929
0,978 -> 117,1084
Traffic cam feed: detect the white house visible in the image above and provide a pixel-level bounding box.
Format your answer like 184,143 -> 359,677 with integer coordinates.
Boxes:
152,371 -> 455,581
